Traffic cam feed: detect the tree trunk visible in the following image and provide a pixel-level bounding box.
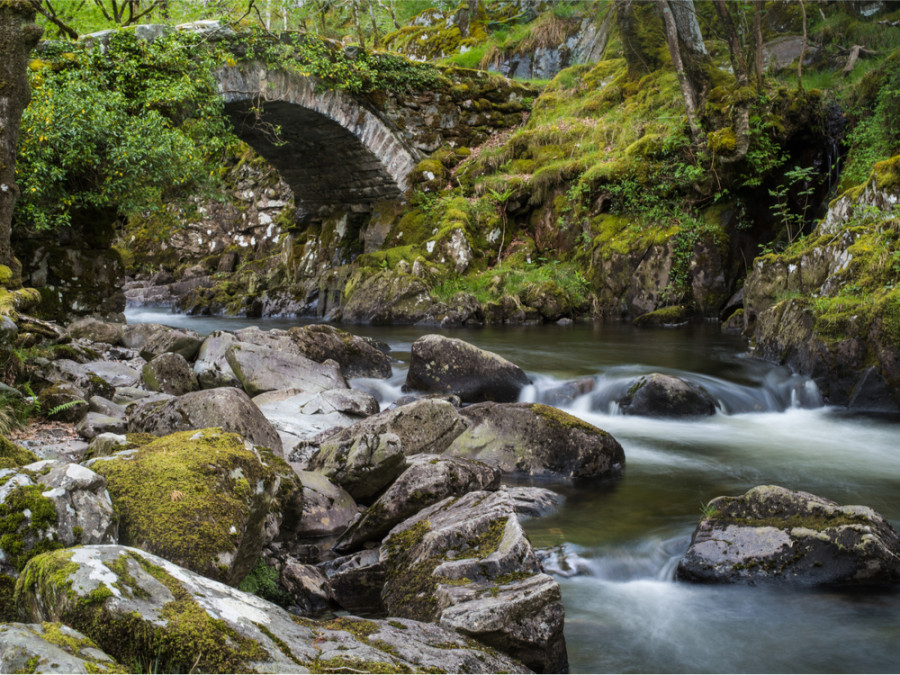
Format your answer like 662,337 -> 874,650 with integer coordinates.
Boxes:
0,1 -> 43,281
658,0 -> 703,142
753,0 -> 764,90
713,0 -> 748,86
615,0 -> 662,78
797,0 -> 807,92
351,0 -> 365,46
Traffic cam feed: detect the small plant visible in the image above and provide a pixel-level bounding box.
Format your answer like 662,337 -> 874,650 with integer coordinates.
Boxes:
768,165 -> 819,245
47,399 -> 86,419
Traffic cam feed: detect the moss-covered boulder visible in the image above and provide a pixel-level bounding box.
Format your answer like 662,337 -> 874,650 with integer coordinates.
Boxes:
37,382 -> 89,423
141,352 -> 199,396
288,324 -> 393,379
89,429 -> 298,585
0,622 -> 125,674
341,269 -> 436,324
0,436 -> 38,470
446,402 -> 625,480
405,334 -> 531,403
127,387 -> 283,455
1,461 -> 116,576
381,490 -> 568,673
677,485 -> 900,586
14,545 -> 527,674
632,305 -> 691,327
618,373 -> 718,417
333,454 -> 500,554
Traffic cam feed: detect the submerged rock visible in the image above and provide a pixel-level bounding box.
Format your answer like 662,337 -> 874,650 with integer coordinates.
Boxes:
0,622 -> 124,674
15,545 -> 527,674
619,373 -> 717,417
446,402 -> 625,480
381,490 -> 567,673
405,334 -> 531,403
677,485 -> 900,586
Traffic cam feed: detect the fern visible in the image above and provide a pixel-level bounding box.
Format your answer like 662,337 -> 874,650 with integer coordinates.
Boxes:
47,399 -> 86,418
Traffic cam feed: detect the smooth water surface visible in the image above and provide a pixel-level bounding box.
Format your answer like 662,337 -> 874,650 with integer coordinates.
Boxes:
127,308 -> 900,673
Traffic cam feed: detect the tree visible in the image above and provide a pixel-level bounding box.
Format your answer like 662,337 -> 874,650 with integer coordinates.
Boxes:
615,0 -> 664,78
658,0 -> 710,142
0,1 -> 43,280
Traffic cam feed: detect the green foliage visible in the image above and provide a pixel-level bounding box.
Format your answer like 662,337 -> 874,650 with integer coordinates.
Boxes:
768,165 -> 819,246
16,31 -> 231,232
237,557 -> 290,607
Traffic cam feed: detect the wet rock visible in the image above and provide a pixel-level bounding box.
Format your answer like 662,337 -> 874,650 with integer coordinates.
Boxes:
16,545 -> 526,674
405,334 -> 531,403
141,352 -> 199,396
295,470 -> 359,538
300,388 -> 380,417
318,549 -> 385,614
90,428 -> 295,585
381,490 -> 567,673
226,341 -> 347,397
677,485 -> 900,586
446,402 -> 625,480
288,324 -> 393,379
619,373 -> 717,417
127,387 -> 283,455
0,622 -> 124,674
65,318 -> 124,346
538,377 -> 595,406
0,461 -> 116,576
333,454 -> 500,553
500,486 -> 563,520
306,400 -> 469,500
193,330 -> 241,389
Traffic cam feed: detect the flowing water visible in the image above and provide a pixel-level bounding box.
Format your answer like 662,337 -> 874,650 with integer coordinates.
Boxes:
127,308 -> 900,673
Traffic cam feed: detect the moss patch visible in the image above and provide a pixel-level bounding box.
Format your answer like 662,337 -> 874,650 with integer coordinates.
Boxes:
0,435 -> 38,469
0,483 -> 63,572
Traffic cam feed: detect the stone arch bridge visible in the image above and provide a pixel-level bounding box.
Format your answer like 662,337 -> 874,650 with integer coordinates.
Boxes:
215,62 -> 531,222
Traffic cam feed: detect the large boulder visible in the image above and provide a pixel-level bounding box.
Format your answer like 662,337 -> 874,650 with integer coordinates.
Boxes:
446,402 -> 625,480
89,429 -> 298,585
141,352 -> 198,396
677,485 -> 900,586
15,545 -> 527,674
405,334 -> 531,402
288,324 -> 393,379
193,330 -> 242,389
0,461 -> 116,576
306,399 -> 469,500
381,490 -> 567,673
295,470 -> 359,538
65,317 -> 125,345
619,373 -> 718,417
226,341 -> 347,397
127,387 -> 283,455
333,454 -> 500,553
0,622 -> 124,674
341,269 -> 437,324
123,323 -> 202,361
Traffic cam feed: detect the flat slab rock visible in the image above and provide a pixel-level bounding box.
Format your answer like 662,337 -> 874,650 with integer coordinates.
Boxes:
677,485 -> 900,586
16,545 -> 529,674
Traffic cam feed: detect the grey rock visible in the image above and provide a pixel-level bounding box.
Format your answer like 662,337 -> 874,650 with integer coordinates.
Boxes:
112,386 -> 172,406
193,330 -> 241,389
446,402 -> 625,480
307,399 -> 468,500
334,454 -> 500,553
381,490 -> 567,673
39,382 -> 89,423
280,558 -> 332,616
620,373 -> 718,417
295,470 -> 359,538
0,461 -> 116,576
16,545 -> 526,674
300,388 -> 380,417
82,361 -> 141,389
141,352 -> 199,396
0,315 -> 18,344
66,318 -> 124,345
677,485 -> 900,586
127,387 -> 283,455
88,396 -> 126,418
288,324 -> 393,379
0,623 -> 123,674
226,341 -> 347,397
86,433 -> 129,459
318,548 -> 385,615
500,486 -> 563,520
123,323 -> 202,361
75,412 -> 126,439
405,334 -> 530,403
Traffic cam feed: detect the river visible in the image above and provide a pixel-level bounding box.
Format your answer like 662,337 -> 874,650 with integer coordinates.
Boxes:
126,308 -> 900,673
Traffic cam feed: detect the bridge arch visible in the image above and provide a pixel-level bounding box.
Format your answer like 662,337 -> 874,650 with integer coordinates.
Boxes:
215,64 -> 421,221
